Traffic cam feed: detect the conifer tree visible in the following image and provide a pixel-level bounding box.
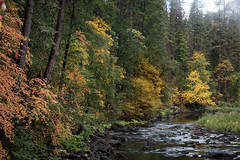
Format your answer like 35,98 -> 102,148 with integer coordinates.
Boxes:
188,0 -> 208,54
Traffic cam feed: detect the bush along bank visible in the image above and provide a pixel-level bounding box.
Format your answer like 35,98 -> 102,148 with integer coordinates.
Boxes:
196,102 -> 240,133
58,129 -> 126,160
198,112 -> 240,133
57,117 -> 159,160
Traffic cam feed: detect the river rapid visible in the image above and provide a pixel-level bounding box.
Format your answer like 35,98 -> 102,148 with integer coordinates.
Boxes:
111,114 -> 240,160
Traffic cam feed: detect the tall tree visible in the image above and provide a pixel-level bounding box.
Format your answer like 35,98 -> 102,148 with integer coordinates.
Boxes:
144,0 -> 168,67
59,0 -> 75,94
44,0 -> 66,84
169,0 -> 183,32
188,0 -> 208,54
18,0 -> 34,69
169,0 -> 184,54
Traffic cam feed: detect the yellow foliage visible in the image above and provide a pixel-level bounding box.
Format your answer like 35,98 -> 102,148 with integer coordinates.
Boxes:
125,77 -> 162,118
137,58 -> 163,94
171,87 -> 182,106
215,60 -> 234,82
182,71 -> 216,106
86,18 -> 113,46
123,58 -> 164,119
188,51 -> 211,83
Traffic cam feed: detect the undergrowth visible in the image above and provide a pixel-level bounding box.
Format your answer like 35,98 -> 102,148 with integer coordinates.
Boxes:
198,112 -> 240,133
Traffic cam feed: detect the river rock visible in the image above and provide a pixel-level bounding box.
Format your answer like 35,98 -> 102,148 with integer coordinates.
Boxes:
108,139 -> 121,147
111,123 -> 133,132
204,151 -> 237,159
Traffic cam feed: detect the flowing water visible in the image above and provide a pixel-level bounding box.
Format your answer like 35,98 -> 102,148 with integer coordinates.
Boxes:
112,114 -> 240,160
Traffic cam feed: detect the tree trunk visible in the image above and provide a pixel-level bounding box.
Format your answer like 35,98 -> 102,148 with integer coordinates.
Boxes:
44,0 -> 66,84
224,80 -> 227,96
18,0 -> 34,69
129,0 -> 133,27
59,0 -> 75,94
141,0 -> 145,34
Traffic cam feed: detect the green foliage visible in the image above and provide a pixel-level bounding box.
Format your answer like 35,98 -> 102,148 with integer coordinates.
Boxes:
8,127 -> 55,160
173,29 -> 189,89
117,28 -> 146,76
28,0 -> 58,78
188,0 -> 209,54
83,18 -> 124,121
144,0 -> 168,67
231,72 -> 240,102
206,102 -> 240,113
60,135 -> 89,153
160,109 -> 173,117
198,112 -> 240,133
175,30 -> 189,68
118,119 -> 146,126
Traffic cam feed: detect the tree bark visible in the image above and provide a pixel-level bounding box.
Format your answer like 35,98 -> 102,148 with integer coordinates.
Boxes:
44,0 -> 66,84
129,0 -> 133,27
59,0 -> 75,94
18,0 -> 34,69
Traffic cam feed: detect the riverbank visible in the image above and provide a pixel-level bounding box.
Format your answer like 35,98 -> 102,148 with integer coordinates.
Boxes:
58,115 -> 162,159
197,102 -> 240,133
59,106 -> 240,160
111,113 -> 240,160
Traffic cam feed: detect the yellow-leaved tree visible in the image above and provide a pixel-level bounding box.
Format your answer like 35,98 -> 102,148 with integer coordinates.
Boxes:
215,60 -> 234,98
182,71 -> 215,106
173,52 -> 215,107
188,52 -> 211,83
124,58 -> 163,119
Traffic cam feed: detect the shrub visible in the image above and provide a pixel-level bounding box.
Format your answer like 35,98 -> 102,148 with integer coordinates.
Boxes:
198,112 -> 240,133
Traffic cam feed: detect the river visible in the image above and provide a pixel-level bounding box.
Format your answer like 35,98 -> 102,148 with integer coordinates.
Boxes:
111,113 -> 240,160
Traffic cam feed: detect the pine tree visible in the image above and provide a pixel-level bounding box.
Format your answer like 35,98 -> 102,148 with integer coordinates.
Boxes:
143,0 -> 168,67
188,0 -> 208,54
174,29 -> 189,88
168,0 -> 189,89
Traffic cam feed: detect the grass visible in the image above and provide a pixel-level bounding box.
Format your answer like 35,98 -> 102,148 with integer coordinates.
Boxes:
206,102 -> 240,113
118,119 -> 146,126
198,112 -> 240,133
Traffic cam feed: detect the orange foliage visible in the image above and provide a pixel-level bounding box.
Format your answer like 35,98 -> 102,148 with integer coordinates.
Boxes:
0,143 -> 7,160
0,8 -> 66,158
0,8 -> 24,58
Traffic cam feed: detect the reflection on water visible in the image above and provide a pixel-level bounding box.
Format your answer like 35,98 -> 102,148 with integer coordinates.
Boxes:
170,112 -> 202,123
113,113 -> 240,160
127,153 -> 201,160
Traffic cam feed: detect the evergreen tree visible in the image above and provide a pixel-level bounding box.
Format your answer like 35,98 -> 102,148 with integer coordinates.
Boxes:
174,29 -> 189,88
143,0 -> 168,67
168,0 -> 189,89
188,0 -> 208,54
